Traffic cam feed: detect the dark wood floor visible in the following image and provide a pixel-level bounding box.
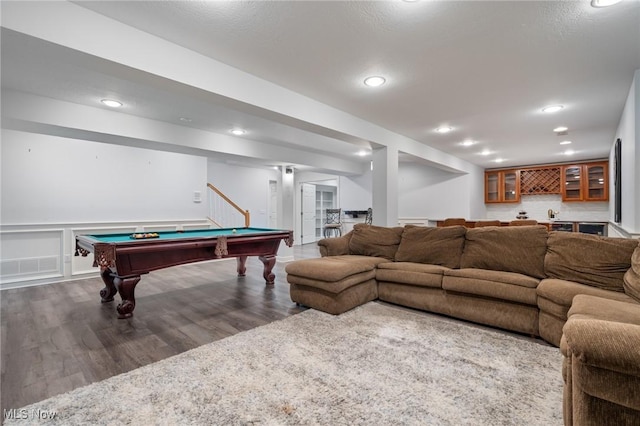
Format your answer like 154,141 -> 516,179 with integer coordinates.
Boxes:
0,243 -> 320,414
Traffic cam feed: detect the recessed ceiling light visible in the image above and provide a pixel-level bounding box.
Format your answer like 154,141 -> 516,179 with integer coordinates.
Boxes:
591,0 -> 622,7
564,149 -> 575,156
364,76 -> 386,87
461,140 -> 476,147
356,150 -> 369,157
179,117 -> 192,122
230,128 -> 246,136
101,99 -> 122,108
435,126 -> 453,134
542,105 -> 564,113
560,140 -> 572,145
553,126 -> 568,132
480,149 -> 491,156
494,158 -> 504,163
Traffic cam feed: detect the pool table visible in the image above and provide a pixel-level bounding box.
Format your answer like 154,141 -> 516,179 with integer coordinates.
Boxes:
75,227 -> 294,319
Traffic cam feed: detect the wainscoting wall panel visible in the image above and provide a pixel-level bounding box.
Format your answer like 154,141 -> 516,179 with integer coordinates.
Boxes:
0,229 -> 64,286
1,221 -> 212,289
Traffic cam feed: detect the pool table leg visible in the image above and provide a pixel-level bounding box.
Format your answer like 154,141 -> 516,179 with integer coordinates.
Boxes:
99,267 -> 118,303
237,256 -> 247,277
113,275 -> 141,319
259,255 -> 276,285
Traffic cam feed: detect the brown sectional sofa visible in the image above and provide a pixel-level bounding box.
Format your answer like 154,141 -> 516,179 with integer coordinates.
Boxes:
284,223 -> 640,425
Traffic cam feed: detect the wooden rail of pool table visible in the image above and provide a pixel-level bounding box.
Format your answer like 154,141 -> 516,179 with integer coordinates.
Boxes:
207,183 -> 251,228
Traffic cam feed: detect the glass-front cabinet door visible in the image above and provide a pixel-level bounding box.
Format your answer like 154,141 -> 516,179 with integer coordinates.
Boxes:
503,171 -> 518,202
585,162 -> 608,201
484,170 -> 520,203
485,172 -> 500,203
562,165 -> 583,201
562,162 -> 608,202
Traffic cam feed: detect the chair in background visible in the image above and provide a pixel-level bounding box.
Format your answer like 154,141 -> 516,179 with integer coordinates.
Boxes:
509,219 -> 538,226
364,208 -> 373,225
474,220 -> 501,228
442,218 -> 467,227
323,208 -> 343,237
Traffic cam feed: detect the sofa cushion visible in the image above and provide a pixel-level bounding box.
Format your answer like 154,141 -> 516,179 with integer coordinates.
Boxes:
348,224 -> 404,260
568,294 -> 640,326
285,255 -> 389,282
537,278 -> 636,312
445,268 -> 540,288
545,232 -> 638,292
287,271 -> 376,294
623,243 -> 640,303
377,262 -> 450,274
460,225 -> 548,279
376,262 -> 448,288
394,225 -> 466,268
443,269 -> 539,305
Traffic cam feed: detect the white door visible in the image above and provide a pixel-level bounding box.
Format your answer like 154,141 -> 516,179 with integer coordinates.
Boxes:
268,180 -> 278,228
301,183 -> 316,244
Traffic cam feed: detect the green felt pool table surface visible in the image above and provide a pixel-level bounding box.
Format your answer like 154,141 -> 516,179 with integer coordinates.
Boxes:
88,227 -> 288,243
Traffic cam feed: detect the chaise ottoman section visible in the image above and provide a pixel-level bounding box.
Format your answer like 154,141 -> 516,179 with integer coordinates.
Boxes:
285,255 -> 390,314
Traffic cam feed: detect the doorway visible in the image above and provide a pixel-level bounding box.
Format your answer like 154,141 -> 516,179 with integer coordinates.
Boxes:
269,180 -> 278,228
299,182 -> 338,244
301,183 -> 316,244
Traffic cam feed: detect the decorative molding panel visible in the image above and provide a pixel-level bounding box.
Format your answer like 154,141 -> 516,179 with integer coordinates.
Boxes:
0,229 -> 64,286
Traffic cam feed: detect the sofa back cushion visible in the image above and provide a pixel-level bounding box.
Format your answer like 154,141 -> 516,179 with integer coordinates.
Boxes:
460,225 -> 548,278
623,243 -> 640,302
545,232 -> 638,292
348,224 -> 404,260
395,225 -> 466,268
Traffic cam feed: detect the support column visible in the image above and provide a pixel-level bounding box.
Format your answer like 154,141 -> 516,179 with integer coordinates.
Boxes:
372,147 -> 399,227
279,166 -> 295,261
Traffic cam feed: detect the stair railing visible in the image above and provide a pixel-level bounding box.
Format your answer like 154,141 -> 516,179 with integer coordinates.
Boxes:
207,183 -> 251,228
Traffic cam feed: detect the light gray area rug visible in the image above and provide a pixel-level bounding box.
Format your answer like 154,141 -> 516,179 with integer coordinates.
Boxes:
8,302 -> 563,425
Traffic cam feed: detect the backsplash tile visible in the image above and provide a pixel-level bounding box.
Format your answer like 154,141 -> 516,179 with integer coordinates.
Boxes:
485,194 -> 609,222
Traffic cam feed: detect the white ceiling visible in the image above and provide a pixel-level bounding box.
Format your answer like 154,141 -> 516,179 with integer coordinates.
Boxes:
2,0 -> 640,171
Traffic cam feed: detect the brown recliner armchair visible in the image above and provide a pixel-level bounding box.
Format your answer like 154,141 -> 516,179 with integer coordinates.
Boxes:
561,295 -> 640,425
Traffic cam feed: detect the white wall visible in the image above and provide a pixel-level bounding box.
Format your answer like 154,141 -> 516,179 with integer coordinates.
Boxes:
0,129 -> 211,287
339,171 -> 372,211
612,69 -> 640,235
207,161 -> 280,228
1,129 -> 208,224
398,162 -> 485,220
296,163 -> 487,226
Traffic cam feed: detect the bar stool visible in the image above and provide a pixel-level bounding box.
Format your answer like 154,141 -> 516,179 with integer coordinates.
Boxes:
475,220 -> 501,227
323,208 -> 343,237
364,208 -> 373,225
442,218 -> 467,227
